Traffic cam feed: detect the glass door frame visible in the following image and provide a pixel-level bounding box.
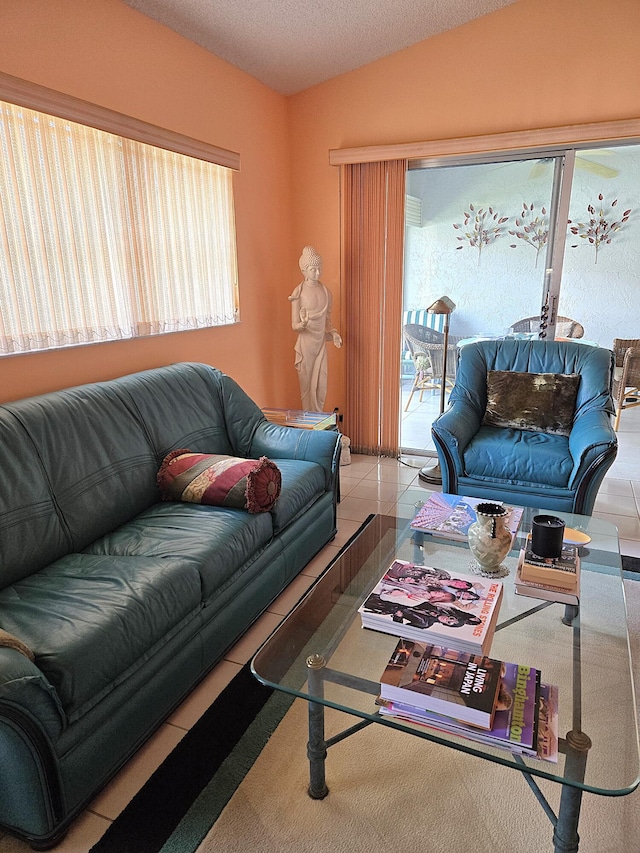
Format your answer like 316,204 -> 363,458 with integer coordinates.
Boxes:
401,140 -> 638,458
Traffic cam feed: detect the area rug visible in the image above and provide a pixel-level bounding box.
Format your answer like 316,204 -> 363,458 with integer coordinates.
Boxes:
92,575 -> 640,853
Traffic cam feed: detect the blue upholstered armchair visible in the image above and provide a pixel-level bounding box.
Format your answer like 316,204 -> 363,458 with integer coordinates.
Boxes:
431,340 -> 618,516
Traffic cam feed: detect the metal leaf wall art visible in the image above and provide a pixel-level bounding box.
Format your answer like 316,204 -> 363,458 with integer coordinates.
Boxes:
453,204 -> 509,265
508,203 -> 549,267
452,196 -> 632,266
568,195 -> 632,263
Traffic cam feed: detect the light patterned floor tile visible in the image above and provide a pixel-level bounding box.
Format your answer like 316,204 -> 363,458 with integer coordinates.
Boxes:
337,495 -> 384,522
348,479 -> 406,503
223,612 -> 284,665
300,545 -> 340,578
594,493 -> 640,517
267,572 -> 316,616
0,812 -> 111,853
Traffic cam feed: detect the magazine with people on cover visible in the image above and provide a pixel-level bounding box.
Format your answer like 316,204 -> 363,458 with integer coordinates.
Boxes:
358,559 -> 503,655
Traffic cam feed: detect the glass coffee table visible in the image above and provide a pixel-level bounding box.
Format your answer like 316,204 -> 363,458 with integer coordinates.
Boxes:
252,492 -> 639,853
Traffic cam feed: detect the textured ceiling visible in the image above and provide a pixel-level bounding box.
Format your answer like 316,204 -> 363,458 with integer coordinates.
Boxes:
123,0 -> 521,95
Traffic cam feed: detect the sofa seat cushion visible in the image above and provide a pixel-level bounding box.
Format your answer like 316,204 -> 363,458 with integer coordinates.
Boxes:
268,459 -> 327,534
463,426 -> 573,488
83,502 -> 275,602
0,554 -> 203,722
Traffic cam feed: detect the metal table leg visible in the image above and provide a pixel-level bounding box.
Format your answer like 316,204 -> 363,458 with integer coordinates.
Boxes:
553,731 -> 592,853
306,653 -> 329,799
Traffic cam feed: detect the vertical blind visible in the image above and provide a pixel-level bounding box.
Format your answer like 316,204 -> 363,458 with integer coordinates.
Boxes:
342,159 -> 406,456
0,100 -> 238,354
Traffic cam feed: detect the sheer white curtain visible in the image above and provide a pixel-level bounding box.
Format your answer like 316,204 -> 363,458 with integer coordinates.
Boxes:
0,100 -> 238,354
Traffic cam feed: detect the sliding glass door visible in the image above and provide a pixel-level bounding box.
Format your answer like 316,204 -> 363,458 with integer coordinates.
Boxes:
404,155 -> 560,340
556,145 -> 639,343
401,143 -> 640,455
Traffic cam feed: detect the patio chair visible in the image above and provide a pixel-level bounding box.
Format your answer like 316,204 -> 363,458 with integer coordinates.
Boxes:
509,316 -> 585,339
431,339 -> 617,515
612,338 -> 640,430
403,324 -> 463,411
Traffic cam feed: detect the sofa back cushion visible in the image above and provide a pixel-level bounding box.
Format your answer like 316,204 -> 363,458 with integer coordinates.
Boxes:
115,362 -> 262,459
0,409 -> 70,589
0,363 -> 269,587
2,384 -> 160,564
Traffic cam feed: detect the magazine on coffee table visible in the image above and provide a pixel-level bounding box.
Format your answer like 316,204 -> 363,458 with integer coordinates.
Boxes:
358,559 -> 503,655
411,493 -> 524,544
379,659 -> 542,755
378,640 -> 503,729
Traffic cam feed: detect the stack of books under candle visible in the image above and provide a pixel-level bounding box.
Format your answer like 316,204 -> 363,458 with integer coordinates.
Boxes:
515,533 -> 580,605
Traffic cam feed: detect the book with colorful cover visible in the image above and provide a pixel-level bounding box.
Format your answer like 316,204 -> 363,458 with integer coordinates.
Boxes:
519,533 -> 580,589
358,559 -> 503,655
411,493 -> 524,544
378,659 -> 541,754
515,552 -> 580,606
535,683 -> 559,763
379,640 -> 503,730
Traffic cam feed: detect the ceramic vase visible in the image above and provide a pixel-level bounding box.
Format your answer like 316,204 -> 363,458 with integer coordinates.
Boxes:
467,502 -> 512,576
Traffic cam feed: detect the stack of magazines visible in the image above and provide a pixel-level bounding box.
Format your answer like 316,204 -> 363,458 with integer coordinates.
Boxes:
377,639 -> 559,763
515,534 -> 580,605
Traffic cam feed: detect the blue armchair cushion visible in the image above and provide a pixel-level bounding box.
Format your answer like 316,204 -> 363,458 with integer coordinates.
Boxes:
483,370 -> 580,436
464,426 -> 574,487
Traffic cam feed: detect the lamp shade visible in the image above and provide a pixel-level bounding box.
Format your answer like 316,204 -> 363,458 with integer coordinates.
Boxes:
427,296 -> 456,315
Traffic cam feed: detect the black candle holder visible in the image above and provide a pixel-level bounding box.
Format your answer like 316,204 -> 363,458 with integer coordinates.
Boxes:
531,514 -> 565,559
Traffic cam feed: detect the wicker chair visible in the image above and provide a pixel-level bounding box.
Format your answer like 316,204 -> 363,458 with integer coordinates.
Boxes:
403,323 -> 464,411
612,338 -> 640,430
509,316 -> 585,339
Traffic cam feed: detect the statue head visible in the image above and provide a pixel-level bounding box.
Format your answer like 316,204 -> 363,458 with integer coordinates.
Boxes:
299,246 -> 322,275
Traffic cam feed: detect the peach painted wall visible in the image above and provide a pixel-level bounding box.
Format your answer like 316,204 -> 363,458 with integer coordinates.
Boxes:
1,0 -> 639,414
288,0 -> 640,412
0,0 -> 297,407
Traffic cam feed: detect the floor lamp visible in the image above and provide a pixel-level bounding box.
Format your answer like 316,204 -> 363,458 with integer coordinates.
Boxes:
418,296 -> 456,485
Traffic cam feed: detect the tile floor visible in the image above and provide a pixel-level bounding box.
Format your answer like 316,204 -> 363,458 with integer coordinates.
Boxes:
2,403 -> 639,853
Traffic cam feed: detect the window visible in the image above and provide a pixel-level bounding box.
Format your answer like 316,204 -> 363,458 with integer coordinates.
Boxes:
0,98 -> 239,354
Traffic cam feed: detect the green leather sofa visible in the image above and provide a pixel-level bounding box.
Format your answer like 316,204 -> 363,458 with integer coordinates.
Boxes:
0,363 -> 341,848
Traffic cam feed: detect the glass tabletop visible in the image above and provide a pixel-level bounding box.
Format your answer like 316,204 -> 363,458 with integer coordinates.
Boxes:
252,491 -> 640,796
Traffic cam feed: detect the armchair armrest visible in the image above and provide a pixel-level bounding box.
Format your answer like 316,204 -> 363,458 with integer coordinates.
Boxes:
432,401 -> 482,488
568,409 -> 618,486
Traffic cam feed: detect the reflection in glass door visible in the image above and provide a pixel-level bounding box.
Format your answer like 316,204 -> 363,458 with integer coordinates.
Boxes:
401,155 -> 561,456
400,142 -> 640,458
556,145 -> 640,347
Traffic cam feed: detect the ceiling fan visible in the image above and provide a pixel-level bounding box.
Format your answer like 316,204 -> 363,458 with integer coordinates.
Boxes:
529,151 -> 619,179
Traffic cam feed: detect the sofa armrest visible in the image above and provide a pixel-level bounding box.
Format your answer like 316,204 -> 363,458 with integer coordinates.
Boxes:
0,649 -> 65,741
249,421 -> 341,491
